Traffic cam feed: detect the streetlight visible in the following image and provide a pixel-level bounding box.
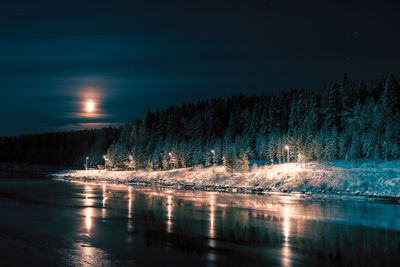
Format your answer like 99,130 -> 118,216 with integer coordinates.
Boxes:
168,152 -> 175,169
103,155 -> 108,170
85,157 -> 89,171
285,145 -> 290,163
128,155 -> 134,170
211,150 -> 215,166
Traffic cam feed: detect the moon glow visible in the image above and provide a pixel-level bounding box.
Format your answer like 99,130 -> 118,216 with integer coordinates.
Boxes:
86,100 -> 95,113
77,87 -> 103,118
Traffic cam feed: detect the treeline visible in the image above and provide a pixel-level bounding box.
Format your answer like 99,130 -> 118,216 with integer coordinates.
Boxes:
105,73 -> 400,171
0,128 -> 120,167
1,74 -> 399,170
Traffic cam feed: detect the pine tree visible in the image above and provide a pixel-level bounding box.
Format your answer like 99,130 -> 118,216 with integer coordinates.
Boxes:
239,152 -> 249,172
268,132 -> 278,164
162,154 -> 169,170
323,83 -> 340,128
349,130 -> 362,160
382,74 -> 400,115
146,159 -> 153,172
223,143 -> 238,172
255,133 -> 268,161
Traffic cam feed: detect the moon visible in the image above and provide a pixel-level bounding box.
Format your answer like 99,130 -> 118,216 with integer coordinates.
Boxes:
86,100 -> 95,112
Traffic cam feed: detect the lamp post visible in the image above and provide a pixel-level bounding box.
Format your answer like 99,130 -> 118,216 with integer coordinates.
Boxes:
129,154 -> 136,170
285,145 -> 290,163
211,150 -> 215,166
168,152 -> 173,169
103,155 -> 108,170
85,157 -> 89,170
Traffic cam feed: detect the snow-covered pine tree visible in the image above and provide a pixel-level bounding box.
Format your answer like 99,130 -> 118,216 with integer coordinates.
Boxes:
239,152 -> 249,172
255,133 -> 268,162
146,159 -> 153,172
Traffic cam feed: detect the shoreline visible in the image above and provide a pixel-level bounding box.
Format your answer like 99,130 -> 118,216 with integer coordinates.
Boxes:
52,176 -> 400,203
51,161 -> 400,200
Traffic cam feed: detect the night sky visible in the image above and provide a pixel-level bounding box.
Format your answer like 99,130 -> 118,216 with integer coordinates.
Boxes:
1,0 -> 399,136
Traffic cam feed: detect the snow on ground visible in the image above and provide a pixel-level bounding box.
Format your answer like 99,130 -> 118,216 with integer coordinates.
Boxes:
51,160 -> 400,198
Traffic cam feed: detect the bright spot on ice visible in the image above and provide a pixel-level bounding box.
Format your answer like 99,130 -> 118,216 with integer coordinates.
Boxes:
86,208 -> 92,231
281,205 -> 292,267
283,206 -> 290,240
167,194 -> 173,233
84,185 -> 95,233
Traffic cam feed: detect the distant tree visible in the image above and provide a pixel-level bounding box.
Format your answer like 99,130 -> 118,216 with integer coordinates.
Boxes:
268,132 -> 278,164
162,154 -> 169,170
255,133 -> 268,161
349,130 -> 362,160
146,159 -> 153,172
382,74 -> 400,115
126,154 -> 136,170
322,83 -> 340,128
223,144 -> 238,172
239,152 -> 249,172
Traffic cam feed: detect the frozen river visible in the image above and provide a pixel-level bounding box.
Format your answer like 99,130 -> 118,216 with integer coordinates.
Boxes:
0,177 -> 399,266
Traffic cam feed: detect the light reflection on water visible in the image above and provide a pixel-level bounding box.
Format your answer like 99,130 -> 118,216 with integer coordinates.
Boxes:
102,184 -> 107,219
83,185 -> 95,233
208,193 -> 217,265
12,179 -> 395,266
73,242 -> 112,267
166,192 -> 174,234
281,205 -> 292,267
127,186 -> 133,234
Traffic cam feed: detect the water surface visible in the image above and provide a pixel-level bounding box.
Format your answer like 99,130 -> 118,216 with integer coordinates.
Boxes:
0,177 -> 399,266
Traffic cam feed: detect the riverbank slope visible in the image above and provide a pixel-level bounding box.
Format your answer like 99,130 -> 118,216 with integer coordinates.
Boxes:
51,161 -> 400,198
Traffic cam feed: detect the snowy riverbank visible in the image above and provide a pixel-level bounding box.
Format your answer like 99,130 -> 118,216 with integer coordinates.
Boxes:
51,161 -> 400,198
